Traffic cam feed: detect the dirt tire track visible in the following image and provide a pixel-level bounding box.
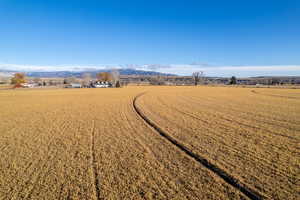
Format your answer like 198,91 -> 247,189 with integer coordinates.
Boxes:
133,93 -> 265,200
90,120 -> 101,200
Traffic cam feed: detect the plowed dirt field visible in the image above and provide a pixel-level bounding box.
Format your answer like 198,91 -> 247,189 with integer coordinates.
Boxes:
0,86 -> 299,199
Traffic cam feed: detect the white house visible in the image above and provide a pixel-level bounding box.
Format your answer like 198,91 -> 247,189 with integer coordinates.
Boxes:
70,83 -> 82,88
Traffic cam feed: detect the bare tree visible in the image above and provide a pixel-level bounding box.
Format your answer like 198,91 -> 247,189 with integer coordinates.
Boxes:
110,69 -> 120,87
149,76 -> 159,85
149,75 -> 165,85
0,75 -> 9,84
33,77 -> 42,86
65,76 -> 77,84
192,71 -> 204,85
81,73 -> 92,87
49,80 -> 55,86
156,75 -> 165,85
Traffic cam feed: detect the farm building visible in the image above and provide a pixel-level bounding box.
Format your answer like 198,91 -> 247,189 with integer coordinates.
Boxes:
93,81 -> 112,88
70,83 -> 82,88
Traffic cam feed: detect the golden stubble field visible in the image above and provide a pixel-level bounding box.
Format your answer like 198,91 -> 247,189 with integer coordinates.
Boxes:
0,86 -> 299,200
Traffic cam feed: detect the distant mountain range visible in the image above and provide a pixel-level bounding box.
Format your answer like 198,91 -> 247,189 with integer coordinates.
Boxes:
0,68 -> 175,78
2,68 -> 298,79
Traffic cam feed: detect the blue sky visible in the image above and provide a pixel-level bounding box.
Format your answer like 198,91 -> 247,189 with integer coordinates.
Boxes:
0,0 -> 300,76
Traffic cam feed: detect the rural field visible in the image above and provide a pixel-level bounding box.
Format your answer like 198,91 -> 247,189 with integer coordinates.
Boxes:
0,86 -> 299,200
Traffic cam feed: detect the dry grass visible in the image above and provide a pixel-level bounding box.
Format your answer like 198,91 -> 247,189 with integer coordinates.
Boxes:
0,87 -> 246,200
137,86 -> 300,200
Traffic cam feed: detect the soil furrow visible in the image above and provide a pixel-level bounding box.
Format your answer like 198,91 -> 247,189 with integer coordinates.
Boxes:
251,90 -> 300,100
157,95 -> 298,141
90,120 -> 101,200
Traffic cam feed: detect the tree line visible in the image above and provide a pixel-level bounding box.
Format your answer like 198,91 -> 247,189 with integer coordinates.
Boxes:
9,70 -> 121,88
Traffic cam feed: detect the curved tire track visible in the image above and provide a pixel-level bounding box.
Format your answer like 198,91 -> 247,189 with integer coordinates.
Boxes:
133,93 -> 265,200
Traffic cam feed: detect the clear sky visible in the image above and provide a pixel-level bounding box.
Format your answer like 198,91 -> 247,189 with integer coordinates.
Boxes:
0,0 -> 300,76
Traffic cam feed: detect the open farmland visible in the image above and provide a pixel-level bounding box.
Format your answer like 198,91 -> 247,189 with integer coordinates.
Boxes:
136,87 -> 300,200
0,86 -> 299,200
